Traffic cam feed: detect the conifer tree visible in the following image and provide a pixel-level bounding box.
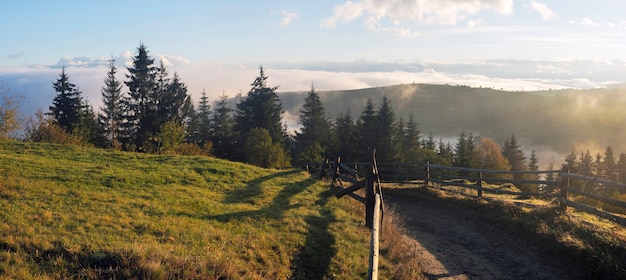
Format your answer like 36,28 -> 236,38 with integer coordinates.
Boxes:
438,138 -> 454,165
502,134 -> 527,172
122,43 -> 157,150
602,146 -> 618,182
333,111 -> 358,162
356,98 -> 378,161
98,59 -> 123,148
161,72 -> 193,126
234,66 -> 285,146
376,96 -> 396,162
561,147 -> 578,174
210,93 -> 235,159
49,67 -> 86,134
529,150 -> 539,172
294,85 -> 332,164
617,153 -> 626,184
192,89 -> 211,145
453,131 -> 477,169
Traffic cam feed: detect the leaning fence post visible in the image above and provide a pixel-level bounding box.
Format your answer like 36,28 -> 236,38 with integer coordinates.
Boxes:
365,165 -> 375,228
368,193 -> 381,280
559,170 -> 569,211
425,161 -> 430,187
477,171 -> 483,197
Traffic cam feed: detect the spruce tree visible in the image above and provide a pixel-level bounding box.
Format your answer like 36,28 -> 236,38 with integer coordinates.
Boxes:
502,134 -> 527,172
376,96 -> 396,162
210,93 -> 235,159
49,67 -> 85,134
294,85 -> 332,164
161,72 -> 193,125
98,59 -> 123,148
356,98 -> 378,161
453,131 -> 477,169
602,146 -> 618,182
192,89 -> 211,145
334,111 -> 358,162
617,153 -> 626,184
234,66 -> 286,160
122,43 -> 157,150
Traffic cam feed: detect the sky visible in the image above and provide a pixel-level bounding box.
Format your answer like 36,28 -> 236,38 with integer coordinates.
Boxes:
2,0 -> 626,120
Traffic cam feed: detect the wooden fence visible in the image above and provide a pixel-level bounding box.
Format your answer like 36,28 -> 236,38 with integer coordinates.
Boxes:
319,154 -> 384,280
307,160 -> 626,227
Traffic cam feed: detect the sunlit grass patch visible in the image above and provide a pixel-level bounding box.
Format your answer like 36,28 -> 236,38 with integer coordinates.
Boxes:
0,140 -> 376,279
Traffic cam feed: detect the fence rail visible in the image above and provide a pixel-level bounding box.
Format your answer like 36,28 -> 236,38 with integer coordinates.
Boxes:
309,160 -> 626,227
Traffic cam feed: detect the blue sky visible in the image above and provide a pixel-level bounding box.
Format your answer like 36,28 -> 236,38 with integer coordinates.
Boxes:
2,0 -> 626,119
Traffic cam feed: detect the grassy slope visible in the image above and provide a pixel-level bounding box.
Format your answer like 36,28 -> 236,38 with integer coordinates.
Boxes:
0,140 -> 383,279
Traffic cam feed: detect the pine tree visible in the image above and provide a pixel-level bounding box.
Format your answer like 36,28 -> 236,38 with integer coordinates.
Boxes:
161,72 -> 193,125
561,147 -> 578,174
578,150 -> 594,191
438,138 -> 454,165
453,131 -> 477,169
617,153 -> 626,184
98,59 -> 123,148
356,98 -> 378,161
193,89 -> 211,145
602,146 -> 618,182
234,66 -> 286,151
294,84 -> 332,164
334,111 -> 358,162
376,96 -> 396,162
49,67 -> 85,134
502,134 -> 527,172
122,43 -> 157,150
210,93 -> 235,159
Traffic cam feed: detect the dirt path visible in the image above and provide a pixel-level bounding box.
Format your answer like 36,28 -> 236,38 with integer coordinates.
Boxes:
384,188 -> 572,280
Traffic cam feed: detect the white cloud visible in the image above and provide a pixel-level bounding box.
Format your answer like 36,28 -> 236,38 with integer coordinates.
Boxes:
2,57 -> 624,128
526,1 -> 558,21
467,19 -> 484,28
569,17 -> 626,28
364,18 -> 420,38
280,10 -> 298,26
321,0 -> 513,29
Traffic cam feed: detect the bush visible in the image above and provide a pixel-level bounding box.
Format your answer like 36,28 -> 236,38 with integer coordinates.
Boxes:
24,110 -> 83,145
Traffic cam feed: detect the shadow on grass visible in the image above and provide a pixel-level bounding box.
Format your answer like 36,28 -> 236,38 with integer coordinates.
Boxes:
289,188 -> 337,280
210,170 -> 315,221
222,169 -> 302,205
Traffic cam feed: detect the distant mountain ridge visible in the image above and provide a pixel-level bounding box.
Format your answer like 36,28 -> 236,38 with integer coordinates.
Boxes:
279,83 -> 626,160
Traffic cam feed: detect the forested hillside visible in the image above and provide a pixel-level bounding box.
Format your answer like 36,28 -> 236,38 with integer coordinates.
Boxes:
281,84 -> 626,156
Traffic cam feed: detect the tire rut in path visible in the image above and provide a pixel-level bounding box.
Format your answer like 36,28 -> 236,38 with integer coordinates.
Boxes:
384,189 -> 572,280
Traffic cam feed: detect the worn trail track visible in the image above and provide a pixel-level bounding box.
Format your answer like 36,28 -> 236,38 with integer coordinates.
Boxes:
383,188 -> 573,280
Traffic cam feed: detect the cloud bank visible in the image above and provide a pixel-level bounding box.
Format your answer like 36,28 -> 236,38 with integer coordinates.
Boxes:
321,0 -> 513,37
1,56 -> 624,129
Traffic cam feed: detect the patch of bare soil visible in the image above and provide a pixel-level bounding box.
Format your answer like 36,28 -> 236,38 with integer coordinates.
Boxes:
384,189 -> 573,280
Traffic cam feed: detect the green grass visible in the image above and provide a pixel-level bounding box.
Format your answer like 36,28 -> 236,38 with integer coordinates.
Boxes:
0,140 -> 380,279
386,184 -> 626,279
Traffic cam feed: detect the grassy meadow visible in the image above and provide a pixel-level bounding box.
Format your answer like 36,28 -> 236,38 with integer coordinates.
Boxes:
0,140 -> 387,279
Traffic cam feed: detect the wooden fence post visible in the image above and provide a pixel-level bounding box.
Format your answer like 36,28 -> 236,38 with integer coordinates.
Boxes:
477,172 -> 483,197
365,165 -> 375,228
318,158 -> 328,180
559,170 -> 569,211
425,161 -> 430,187
368,193 -> 381,280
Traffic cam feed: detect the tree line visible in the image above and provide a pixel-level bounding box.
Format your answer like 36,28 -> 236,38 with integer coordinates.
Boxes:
4,43 -> 626,186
